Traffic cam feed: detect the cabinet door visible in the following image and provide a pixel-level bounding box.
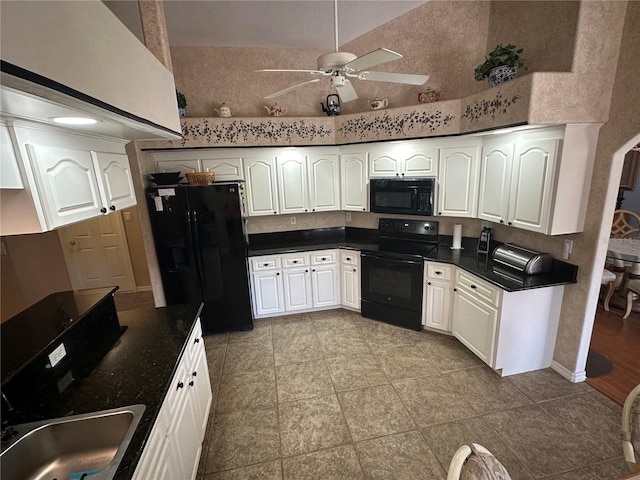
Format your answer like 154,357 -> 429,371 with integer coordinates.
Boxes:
155,158 -> 200,174
189,344 -> 212,441
243,157 -> 279,216
437,146 -> 480,217
508,139 -> 559,233
251,270 -> 284,316
277,153 -> 308,214
170,375 -> 201,480
477,143 -> 513,225
201,157 -> 243,181
308,154 -> 340,212
340,153 -> 368,211
92,152 -> 136,212
451,290 -> 498,367
369,150 -> 401,177
402,146 -> 438,177
423,279 -> 452,332
26,143 -> 104,228
0,124 -> 24,189
283,267 -> 313,311
311,265 -> 340,308
341,264 -> 360,310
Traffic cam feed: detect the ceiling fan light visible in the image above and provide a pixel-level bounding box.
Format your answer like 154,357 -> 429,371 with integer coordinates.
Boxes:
331,75 -> 346,87
51,116 -> 99,125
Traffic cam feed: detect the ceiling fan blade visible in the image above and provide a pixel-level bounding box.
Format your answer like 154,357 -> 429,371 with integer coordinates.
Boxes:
344,48 -> 403,72
263,78 -> 322,99
358,71 -> 429,86
336,79 -> 358,103
255,69 -> 330,76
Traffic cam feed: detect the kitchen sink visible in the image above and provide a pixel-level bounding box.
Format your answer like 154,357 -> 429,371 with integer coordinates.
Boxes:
0,404 -> 145,480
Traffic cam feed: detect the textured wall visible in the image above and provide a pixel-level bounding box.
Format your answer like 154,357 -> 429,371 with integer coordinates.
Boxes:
487,1 -> 579,73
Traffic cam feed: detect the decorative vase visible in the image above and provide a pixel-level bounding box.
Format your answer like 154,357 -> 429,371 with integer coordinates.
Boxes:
178,108 -> 186,117
488,65 -> 517,87
418,88 -> 440,104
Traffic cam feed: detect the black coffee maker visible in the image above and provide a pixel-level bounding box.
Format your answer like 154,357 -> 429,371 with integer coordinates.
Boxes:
321,94 -> 341,116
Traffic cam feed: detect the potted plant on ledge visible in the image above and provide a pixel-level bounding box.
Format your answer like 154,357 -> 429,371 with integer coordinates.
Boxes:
474,44 -> 526,87
176,90 -> 187,117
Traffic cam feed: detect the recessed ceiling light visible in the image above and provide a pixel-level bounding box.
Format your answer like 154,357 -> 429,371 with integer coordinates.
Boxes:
51,116 -> 99,125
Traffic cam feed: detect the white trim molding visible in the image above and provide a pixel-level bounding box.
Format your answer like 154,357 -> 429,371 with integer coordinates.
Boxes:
551,360 -> 586,383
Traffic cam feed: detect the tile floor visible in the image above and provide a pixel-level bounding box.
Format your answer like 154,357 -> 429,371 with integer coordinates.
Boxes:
197,309 -> 629,480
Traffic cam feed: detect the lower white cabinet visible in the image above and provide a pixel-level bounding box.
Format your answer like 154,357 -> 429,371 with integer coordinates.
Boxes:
422,262 -> 454,332
250,250 -> 342,318
451,269 -> 564,376
132,318 -> 212,480
340,250 -> 360,311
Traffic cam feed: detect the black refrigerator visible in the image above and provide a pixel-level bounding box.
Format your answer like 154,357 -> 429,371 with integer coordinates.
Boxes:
146,182 -> 253,334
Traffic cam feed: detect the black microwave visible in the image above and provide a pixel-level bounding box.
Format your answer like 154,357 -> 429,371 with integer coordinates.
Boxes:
370,178 -> 435,216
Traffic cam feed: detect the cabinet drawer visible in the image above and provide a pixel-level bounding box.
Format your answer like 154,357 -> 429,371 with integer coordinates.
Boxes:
426,262 -> 452,281
251,256 -> 282,271
282,253 -> 309,268
340,251 -> 359,266
455,270 -> 501,307
311,250 -> 337,265
185,319 -> 203,363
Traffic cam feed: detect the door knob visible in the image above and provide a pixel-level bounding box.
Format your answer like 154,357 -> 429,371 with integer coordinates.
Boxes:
69,240 -> 78,246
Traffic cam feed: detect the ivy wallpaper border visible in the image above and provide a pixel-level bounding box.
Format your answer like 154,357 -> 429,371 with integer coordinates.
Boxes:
337,110 -> 455,140
180,119 -> 334,145
462,92 -> 521,123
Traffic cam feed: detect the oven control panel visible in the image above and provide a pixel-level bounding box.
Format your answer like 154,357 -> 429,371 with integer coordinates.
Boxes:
379,218 -> 439,238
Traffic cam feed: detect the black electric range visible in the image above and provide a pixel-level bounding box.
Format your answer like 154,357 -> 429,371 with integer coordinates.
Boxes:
360,218 -> 439,331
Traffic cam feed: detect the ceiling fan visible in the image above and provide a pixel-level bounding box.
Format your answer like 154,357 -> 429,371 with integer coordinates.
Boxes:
256,0 -> 429,103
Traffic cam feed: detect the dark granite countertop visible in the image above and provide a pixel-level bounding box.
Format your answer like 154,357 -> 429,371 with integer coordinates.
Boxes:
2,302 -> 203,480
248,227 -> 578,292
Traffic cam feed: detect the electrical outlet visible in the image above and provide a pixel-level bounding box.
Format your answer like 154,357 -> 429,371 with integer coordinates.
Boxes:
48,343 -> 67,368
481,220 -> 489,229
562,239 -> 573,259
123,211 -> 132,222
346,212 -> 352,222
291,216 -> 296,225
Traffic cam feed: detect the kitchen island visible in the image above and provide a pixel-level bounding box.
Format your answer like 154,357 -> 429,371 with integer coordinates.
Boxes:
1,294 -> 205,480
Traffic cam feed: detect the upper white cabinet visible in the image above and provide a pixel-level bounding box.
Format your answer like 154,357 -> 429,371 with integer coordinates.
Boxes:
437,144 -> 480,217
0,122 -> 24,189
243,156 -> 279,216
340,152 -> 368,211
277,151 -> 309,214
308,154 -> 340,212
369,139 -> 437,178
1,121 -> 133,236
151,150 -> 244,181
477,125 -> 598,235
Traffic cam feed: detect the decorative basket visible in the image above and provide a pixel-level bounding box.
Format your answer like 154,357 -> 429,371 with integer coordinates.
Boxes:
185,172 -> 215,185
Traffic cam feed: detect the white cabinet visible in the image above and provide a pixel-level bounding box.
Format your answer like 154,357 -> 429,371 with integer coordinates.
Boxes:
437,145 -> 480,217
308,154 -> 340,212
422,262 -> 454,332
154,158 -> 200,175
250,256 -> 285,317
450,269 -> 564,376
477,142 -> 513,225
477,125 -> 598,235
250,250 -> 340,318
369,139 -> 437,178
132,318 -> 212,480
243,156 -> 279,216
340,250 -> 360,311
152,150 -> 244,181
1,121 -> 133,235
340,152 -> 368,211
0,122 -> 24,189
277,152 -> 309,214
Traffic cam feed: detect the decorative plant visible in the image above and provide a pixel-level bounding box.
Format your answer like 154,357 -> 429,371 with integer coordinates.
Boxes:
474,44 -> 526,81
176,90 -> 187,109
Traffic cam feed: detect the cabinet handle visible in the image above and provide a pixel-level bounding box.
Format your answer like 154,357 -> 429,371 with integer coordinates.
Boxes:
401,172 -> 405,176
100,207 -> 107,214
312,269 -> 316,272
274,211 -> 277,214
353,268 -> 356,272
313,208 -> 316,211
305,269 -> 309,273
395,173 -> 399,176
305,209 -> 308,212
438,212 -> 442,215
192,371 -> 197,377
189,380 -> 194,387
194,337 -> 200,344
110,205 -> 116,211
435,271 -> 442,275
276,272 -> 280,276
293,260 -> 298,264
346,257 -> 351,261
499,219 -> 504,224
177,381 -> 184,390
508,222 -> 513,226
263,263 -> 269,267
321,257 -> 327,261
428,281 -> 431,285
453,288 -> 457,292
362,208 -> 366,211
470,284 -> 477,289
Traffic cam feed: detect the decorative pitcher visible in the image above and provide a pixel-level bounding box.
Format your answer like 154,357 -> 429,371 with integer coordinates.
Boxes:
264,103 -> 287,117
320,94 -> 341,116
214,103 -> 233,117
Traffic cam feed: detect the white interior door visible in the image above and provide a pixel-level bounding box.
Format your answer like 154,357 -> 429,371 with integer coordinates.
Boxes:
58,212 -> 135,292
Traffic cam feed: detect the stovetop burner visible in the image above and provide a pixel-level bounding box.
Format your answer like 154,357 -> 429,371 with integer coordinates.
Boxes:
373,218 -> 440,259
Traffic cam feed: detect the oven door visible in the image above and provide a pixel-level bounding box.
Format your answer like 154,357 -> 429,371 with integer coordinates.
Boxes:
360,252 -> 424,312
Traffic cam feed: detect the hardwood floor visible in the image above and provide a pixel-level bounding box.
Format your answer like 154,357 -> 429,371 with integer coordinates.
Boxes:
587,297 -> 640,405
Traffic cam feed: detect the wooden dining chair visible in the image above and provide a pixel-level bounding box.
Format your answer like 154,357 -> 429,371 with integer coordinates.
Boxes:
447,443 -> 512,480
623,278 -> 640,320
611,210 -> 640,238
622,384 -> 640,474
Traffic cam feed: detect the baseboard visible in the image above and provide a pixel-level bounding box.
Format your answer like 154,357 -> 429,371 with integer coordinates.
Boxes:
551,360 -> 587,383
134,285 -> 153,292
